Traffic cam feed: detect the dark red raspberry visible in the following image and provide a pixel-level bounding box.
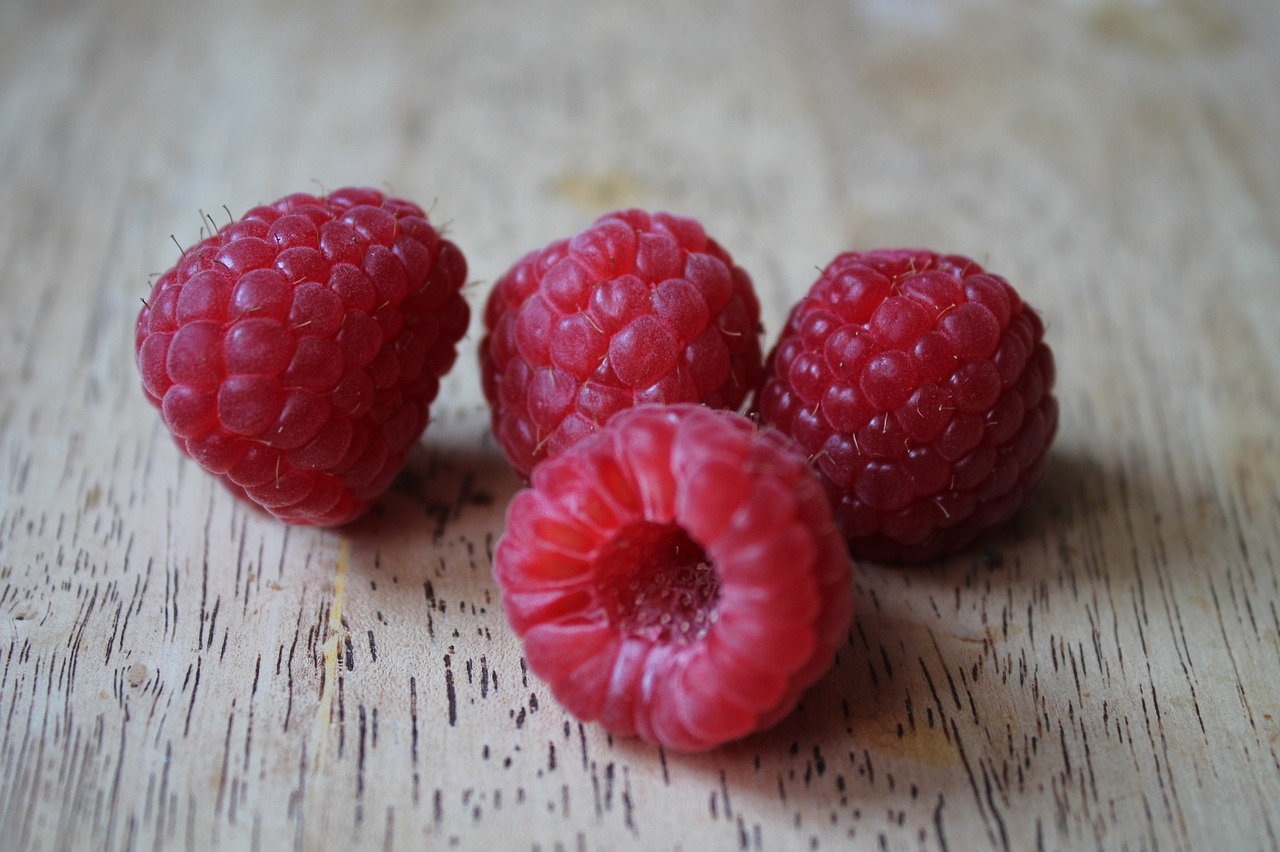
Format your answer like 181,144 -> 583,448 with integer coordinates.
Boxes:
479,210 -> 764,478
493,404 -> 853,752
756,249 -> 1057,562
135,187 -> 470,526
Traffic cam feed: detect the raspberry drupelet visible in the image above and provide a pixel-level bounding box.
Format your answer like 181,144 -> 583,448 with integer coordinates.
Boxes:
135,186 -> 470,526
492,404 -> 854,752
756,249 -> 1057,563
479,209 -> 764,478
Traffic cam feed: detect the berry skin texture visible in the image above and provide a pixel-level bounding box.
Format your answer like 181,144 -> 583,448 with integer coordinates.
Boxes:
479,209 -> 764,479
135,187 -> 470,526
756,249 -> 1057,563
492,404 -> 854,753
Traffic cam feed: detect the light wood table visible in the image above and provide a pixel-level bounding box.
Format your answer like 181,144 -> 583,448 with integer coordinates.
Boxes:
3,0 -> 1278,849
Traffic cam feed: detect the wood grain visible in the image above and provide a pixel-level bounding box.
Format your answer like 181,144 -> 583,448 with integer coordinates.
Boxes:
2,0 -> 1278,849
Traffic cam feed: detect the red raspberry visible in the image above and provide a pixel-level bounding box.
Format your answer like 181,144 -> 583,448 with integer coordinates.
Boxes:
134,187 -> 470,526
493,404 -> 853,752
756,249 -> 1057,563
479,209 -> 764,478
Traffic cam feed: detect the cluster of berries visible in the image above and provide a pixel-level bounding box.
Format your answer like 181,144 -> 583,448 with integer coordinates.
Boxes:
136,189 -> 1056,752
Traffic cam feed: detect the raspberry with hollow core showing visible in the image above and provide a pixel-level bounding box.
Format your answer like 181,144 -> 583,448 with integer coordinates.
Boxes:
135,186 -> 470,526
492,404 -> 854,752
756,249 -> 1057,562
479,209 -> 764,478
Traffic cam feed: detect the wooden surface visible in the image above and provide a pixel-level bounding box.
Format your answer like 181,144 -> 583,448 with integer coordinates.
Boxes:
2,0 -> 1279,849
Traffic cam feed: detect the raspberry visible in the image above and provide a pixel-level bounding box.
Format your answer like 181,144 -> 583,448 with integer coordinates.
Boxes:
479,209 -> 764,478
134,187 -> 470,526
756,249 -> 1057,562
492,404 -> 854,752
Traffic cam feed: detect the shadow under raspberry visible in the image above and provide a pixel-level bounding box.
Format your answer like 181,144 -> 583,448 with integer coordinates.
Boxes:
342,438 -> 520,544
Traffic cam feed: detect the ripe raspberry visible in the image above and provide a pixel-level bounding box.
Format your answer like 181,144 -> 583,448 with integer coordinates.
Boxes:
479,209 -> 764,478
493,404 -> 854,752
134,187 -> 470,526
756,249 -> 1057,563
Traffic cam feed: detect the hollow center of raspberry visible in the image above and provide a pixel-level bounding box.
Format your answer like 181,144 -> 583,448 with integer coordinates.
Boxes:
597,523 -> 720,645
